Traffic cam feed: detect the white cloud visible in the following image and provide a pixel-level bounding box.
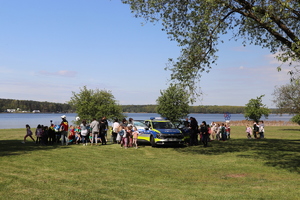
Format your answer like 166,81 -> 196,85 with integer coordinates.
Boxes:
38,70 -> 77,77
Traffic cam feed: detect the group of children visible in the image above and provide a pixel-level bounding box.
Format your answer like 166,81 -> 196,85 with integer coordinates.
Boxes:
22,124 -> 57,144
116,124 -> 139,149
22,123 -> 106,145
209,122 -> 231,141
245,121 -> 265,139
22,118 -> 140,149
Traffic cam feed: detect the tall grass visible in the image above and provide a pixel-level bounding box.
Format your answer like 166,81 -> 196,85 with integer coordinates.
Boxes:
0,126 -> 299,200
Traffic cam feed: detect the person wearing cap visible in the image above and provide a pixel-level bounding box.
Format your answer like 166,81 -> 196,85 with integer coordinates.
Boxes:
60,115 -> 69,145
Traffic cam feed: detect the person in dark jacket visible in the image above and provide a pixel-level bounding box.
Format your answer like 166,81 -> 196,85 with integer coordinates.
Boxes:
99,118 -> 107,145
189,117 -> 199,146
200,121 -> 209,147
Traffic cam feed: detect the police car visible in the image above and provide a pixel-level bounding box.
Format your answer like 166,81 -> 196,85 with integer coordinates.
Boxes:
138,117 -> 184,147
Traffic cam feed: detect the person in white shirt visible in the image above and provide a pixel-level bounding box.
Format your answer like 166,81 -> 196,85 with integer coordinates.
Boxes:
112,119 -> 120,144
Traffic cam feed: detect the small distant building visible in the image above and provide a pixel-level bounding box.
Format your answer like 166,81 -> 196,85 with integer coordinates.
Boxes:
6,109 -> 16,113
32,110 -> 40,113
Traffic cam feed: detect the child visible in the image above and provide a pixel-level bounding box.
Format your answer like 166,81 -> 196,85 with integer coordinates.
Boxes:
127,125 -> 133,147
42,126 -> 49,145
132,127 -> 139,149
246,125 -> 252,139
120,126 -> 127,148
75,125 -> 81,144
216,124 -> 220,141
22,124 -> 35,143
35,124 -> 43,144
80,120 -> 89,146
68,125 -> 75,144
116,125 -> 123,144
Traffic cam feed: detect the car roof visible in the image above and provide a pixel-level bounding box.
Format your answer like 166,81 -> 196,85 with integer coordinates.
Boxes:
145,119 -> 171,122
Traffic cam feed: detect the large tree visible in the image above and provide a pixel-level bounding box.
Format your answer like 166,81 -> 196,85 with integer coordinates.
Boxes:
122,0 -> 300,97
272,79 -> 300,114
68,86 -> 125,122
244,95 -> 270,122
156,84 -> 190,122
272,78 -> 300,124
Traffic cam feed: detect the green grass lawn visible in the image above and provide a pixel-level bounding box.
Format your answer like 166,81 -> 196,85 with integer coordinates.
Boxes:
0,126 -> 299,200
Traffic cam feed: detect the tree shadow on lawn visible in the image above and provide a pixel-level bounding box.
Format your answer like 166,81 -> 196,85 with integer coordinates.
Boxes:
0,140 -> 67,157
280,129 -> 300,131
174,138 -> 300,173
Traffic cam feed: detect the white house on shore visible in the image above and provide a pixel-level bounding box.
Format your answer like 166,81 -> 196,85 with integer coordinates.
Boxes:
32,110 -> 40,113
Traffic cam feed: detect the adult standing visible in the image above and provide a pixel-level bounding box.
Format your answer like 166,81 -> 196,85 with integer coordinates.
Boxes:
90,118 -> 100,145
102,116 -> 109,143
120,118 -> 128,127
99,118 -> 107,145
183,118 -> 190,127
128,118 -> 134,125
189,117 -> 199,146
60,115 -> 69,145
253,122 -> 259,139
112,119 -> 120,144
259,121 -> 265,139
211,123 -> 217,140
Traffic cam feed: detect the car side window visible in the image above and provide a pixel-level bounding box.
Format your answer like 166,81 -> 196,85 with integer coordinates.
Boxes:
145,121 -> 150,127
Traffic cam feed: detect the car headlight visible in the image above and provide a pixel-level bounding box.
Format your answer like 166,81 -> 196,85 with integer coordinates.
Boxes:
157,133 -> 166,139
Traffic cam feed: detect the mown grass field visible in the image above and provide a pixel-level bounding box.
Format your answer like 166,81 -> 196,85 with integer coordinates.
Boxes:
0,126 -> 299,200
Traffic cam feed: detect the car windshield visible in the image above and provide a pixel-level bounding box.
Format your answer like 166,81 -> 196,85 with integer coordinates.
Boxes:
133,121 -> 148,128
152,122 -> 176,129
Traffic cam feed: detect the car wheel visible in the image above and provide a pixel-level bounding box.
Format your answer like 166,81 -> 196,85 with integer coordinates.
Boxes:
150,135 -> 156,147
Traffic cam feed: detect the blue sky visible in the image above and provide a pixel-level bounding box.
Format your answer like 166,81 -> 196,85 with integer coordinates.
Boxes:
0,0 -> 292,108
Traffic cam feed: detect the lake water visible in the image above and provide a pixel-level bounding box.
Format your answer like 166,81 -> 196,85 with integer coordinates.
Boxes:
0,113 -> 294,129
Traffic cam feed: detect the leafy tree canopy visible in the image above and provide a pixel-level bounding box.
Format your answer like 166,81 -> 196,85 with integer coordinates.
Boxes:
272,78 -> 300,114
68,86 -> 125,122
244,95 -> 270,122
290,114 -> 300,125
272,78 -> 300,125
122,0 -> 300,98
156,84 -> 190,122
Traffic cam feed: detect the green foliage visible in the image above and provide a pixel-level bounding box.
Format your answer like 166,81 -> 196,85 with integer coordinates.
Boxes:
68,86 -> 125,121
122,104 -> 246,114
122,104 -> 157,113
189,105 -> 245,114
272,79 -> 300,114
291,114 -> 300,125
244,95 -> 270,122
156,84 -> 190,122
122,0 -> 300,97
0,98 -> 71,113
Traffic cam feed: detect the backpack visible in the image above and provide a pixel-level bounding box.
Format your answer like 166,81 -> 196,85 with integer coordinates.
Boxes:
221,126 -> 225,134
118,129 -> 124,137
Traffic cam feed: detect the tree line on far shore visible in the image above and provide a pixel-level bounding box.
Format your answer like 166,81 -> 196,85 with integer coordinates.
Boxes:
1,98 -> 281,114
0,98 -> 72,113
